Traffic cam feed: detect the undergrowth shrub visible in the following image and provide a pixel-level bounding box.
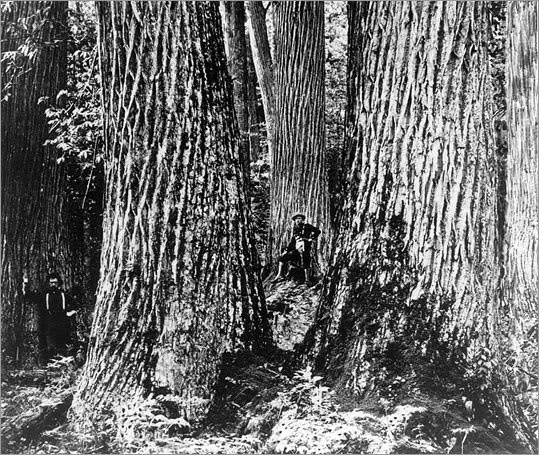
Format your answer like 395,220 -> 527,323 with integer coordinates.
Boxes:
114,394 -> 208,449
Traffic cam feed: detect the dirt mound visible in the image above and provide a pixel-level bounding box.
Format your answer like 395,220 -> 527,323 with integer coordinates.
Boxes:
265,279 -> 321,351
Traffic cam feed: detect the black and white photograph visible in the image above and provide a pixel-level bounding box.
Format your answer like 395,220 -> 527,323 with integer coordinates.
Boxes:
1,1 -> 537,453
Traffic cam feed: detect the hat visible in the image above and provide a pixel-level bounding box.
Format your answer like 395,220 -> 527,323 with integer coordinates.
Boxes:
292,213 -> 305,221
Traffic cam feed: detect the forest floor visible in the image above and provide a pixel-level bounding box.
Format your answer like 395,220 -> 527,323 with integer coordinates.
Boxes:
1,279 -> 534,454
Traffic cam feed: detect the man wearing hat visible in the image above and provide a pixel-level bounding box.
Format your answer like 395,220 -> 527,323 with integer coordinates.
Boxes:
273,213 -> 320,284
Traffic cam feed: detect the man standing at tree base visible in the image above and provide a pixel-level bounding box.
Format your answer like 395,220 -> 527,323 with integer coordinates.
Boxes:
23,272 -> 78,364
273,213 -> 320,285
43,273 -> 77,362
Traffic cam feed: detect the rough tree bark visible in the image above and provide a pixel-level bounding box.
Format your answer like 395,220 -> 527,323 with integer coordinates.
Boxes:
1,1 -> 74,366
246,1 -> 275,157
72,2 -> 271,425
270,1 -> 330,271
502,6 -> 538,433
304,1 -> 533,450
505,1 -> 537,321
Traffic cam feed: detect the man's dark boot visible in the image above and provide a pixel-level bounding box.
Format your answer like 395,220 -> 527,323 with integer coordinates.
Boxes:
304,269 -> 312,286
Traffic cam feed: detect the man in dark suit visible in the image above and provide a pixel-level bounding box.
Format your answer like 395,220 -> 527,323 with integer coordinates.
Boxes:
24,272 -> 77,363
273,213 -> 320,285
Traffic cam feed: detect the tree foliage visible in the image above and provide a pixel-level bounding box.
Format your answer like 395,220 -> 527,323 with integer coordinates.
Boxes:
44,3 -> 104,332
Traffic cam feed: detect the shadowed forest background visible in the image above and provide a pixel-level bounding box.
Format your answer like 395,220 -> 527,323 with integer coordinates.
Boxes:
1,1 -> 537,454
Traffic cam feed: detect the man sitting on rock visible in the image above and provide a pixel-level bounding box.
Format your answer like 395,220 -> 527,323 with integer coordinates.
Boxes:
273,213 -> 320,285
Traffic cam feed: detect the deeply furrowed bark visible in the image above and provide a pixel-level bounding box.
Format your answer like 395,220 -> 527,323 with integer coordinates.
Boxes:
72,2 -> 271,425
505,1 -> 538,322
270,1 -> 330,271
304,1 -> 533,449
1,1 -> 77,366
500,7 -> 538,437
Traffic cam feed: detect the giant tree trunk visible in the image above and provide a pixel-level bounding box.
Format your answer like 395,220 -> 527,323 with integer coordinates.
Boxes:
502,3 -> 538,427
270,1 -> 330,271
1,1 -> 72,366
72,2 -> 271,426
305,1 -> 532,449
505,1 -> 537,321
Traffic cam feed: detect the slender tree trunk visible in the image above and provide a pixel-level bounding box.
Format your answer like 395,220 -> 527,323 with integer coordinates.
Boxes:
324,2 -> 348,228
270,1 -> 329,271
505,1 -> 537,321
246,1 -> 275,158
223,1 -> 251,177
304,1 -> 532,449
1,1 -> 71,366
72,2 -> 271,426
245,29 -> 263,163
